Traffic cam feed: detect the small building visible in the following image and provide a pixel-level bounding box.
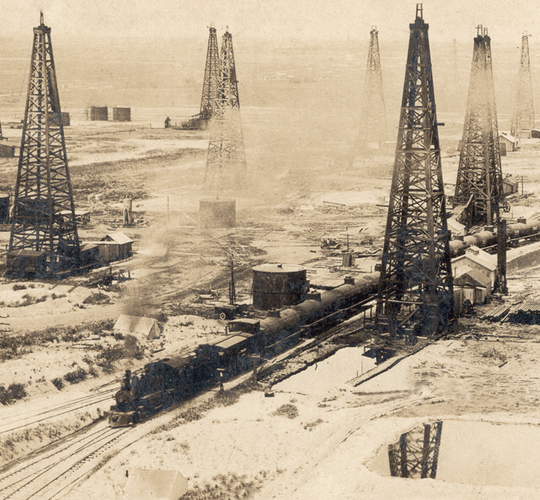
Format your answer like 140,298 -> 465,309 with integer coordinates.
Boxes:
452,246 -> 497,290
447,217 -> 466,237
502,176 -> 519,196
499,132 -> 518,154
100,232 -> 133,260
88,232 -> 133,263
454,266 -> 489,303
61,112 -> 70,127
59,210 -> 91,225
114,314 -> 160,340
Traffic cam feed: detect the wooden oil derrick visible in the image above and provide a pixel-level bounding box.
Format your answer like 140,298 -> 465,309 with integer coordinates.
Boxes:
454,27 -> 504,228
388,422 -> 443,478
204,30 -> 247,191
7,13 -> 80,277
376,4 -> 454,341
353,26 -> 387,157
510,32 -> 535,141
200,24 -> 220,122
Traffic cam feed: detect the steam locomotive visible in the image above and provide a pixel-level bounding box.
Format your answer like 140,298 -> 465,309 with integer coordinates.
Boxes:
108,272 -> 380,427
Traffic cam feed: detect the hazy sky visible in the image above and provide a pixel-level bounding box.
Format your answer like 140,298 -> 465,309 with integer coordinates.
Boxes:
0,0 -> 538,44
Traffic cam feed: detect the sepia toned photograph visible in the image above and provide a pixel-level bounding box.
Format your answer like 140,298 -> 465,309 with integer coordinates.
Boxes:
1,0 -> 540,498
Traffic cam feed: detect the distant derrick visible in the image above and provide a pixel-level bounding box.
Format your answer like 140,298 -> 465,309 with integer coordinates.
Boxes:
7,14 -> 80,277
510,33 -> 535,141
454,27 -> 504,228
376,5 -> 454,340
353,27 -> 387,159
204,30 -> 247,191
200,25 -> 220,122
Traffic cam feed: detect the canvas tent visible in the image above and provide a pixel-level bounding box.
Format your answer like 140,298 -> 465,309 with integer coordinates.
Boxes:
114,314 -> 160,340
123,469 -> 187,500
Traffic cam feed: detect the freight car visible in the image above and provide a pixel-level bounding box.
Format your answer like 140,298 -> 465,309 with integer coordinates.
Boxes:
449,218 -> 540,257
108,273 -> 380,427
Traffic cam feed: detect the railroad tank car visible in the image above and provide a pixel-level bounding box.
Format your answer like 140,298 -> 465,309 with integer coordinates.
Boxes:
449,219 -> 540,257
108,272 -> 381,427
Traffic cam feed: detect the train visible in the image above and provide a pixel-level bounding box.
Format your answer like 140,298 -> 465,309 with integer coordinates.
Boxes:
108,217 -> 540,426
108,272 -> 380,427
449,217 -> 540,257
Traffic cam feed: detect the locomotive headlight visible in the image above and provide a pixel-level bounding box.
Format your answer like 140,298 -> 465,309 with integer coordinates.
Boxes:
115,389 -> 131,405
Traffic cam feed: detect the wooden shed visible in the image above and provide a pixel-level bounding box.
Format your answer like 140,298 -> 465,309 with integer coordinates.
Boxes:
100,232 -> 133,260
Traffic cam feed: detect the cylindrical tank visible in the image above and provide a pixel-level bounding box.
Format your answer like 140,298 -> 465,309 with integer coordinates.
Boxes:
89,106 -> 108,121
252,264 -> 307,310
113,107 -> 131,122
199,199 -> 236,228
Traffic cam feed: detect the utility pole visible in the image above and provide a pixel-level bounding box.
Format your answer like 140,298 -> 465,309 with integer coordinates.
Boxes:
229,258 -> 236,305
376,4 -> 454,341
454,26 -> 504,228
8,13 -> 80,277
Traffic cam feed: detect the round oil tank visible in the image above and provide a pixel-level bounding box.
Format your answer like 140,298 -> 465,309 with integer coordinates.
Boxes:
252,264 -> 308,310
113,107 -> 131,122
199,199 -> 236,228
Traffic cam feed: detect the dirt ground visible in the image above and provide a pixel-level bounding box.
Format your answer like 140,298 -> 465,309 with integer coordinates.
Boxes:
1,113 -> 540,500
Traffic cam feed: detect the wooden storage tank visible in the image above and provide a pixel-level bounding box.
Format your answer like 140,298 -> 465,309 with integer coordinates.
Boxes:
252,264 -> 308,310
113,107 -> 131,122
89,106 -> 108,121
199,199 -> 236,228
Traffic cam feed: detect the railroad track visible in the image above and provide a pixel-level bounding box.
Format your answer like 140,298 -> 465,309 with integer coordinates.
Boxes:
0,389 -> 117,436
0,423 -> 130,500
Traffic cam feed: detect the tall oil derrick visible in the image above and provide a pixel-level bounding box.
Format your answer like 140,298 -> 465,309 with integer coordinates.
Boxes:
204,30 -> 247,191
7,13 -> 79,277
355,27 -> 387,155
199,25 -> 219,122
510,32 -> 534,141
376,5 -> 454,340
454,27 -> 504,228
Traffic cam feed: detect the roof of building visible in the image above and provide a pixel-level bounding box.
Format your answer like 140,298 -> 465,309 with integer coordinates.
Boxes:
500,131 -> 517,143
455,265 -> 492,288
101,231 -> 133,244
452,245 -> 497,272
447,217 -> 466,236
454,268 -> 488,289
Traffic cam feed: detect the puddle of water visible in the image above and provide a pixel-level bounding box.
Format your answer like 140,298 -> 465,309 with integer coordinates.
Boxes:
274,347 -> 377,395
371,420 -> 540,488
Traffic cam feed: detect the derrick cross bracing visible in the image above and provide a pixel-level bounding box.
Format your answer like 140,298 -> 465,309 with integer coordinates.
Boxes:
204,30 -> 247,191
8,13 -> 80,276
200,25 -> 219,121
510,32 -> 535,141
388,422 -> 443,479
376,4 -> 454,341
454,27 -> 504,228
354,26 -> 387,155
